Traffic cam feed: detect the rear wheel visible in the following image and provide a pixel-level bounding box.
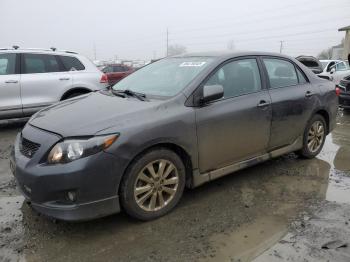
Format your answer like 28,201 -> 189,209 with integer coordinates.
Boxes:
120,148 -> 185,220
298,114 -> 326,159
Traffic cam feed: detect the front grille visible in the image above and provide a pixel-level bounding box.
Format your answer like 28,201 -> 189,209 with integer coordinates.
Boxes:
19,136 -> 40,159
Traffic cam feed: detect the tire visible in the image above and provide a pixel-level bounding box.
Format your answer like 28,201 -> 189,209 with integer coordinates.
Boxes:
120,148 -> 186,221
298,114 -> 327,159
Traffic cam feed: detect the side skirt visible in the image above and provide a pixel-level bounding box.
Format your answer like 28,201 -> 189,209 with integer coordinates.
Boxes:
191,136 -> 303,188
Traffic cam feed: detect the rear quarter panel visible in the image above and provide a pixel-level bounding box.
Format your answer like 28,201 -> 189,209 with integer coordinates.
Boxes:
313,78 -> 338,132
69,55 -> 109,91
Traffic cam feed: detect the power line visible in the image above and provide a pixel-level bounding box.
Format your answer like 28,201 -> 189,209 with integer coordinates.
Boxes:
168,16 -> 350,43
178,28 -> 340,47
169,3 -> 350,34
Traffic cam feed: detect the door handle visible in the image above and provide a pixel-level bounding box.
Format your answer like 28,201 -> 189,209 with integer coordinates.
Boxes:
59,77 -> 70,81
257,100 -> 270,108
5,80 -> 18,84
305,91 -> 313,98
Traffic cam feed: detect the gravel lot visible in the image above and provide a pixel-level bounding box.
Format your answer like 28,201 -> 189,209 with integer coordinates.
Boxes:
1,112 -> 350,262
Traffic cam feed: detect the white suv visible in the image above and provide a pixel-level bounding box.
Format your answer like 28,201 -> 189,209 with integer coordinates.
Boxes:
319,59 -> 350,84
0,47 -> 109,120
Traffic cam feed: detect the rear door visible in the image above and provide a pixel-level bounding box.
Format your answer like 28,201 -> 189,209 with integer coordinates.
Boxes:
195,57 -> 272,172
261,57 -> 318,150
20,53 -> 72,116
0,53 -> 22,119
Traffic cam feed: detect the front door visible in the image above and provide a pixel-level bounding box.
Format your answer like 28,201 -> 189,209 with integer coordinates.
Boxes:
195,58 -> 272,173
0,53 -> 22,120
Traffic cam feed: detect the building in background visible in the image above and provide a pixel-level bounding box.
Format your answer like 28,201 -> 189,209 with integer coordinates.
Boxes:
338,25 -> 350,60
332,43 -> 344,60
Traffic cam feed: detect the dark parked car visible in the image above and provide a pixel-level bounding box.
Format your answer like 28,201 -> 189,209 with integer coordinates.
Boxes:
338,76 -> 350,110
11,51 -> 338,221
101,64 -> 134,85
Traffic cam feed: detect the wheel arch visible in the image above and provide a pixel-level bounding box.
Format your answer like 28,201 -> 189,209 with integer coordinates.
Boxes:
313,108 -> 330,134
61,87 -> 91,100
120,142 -> 194,190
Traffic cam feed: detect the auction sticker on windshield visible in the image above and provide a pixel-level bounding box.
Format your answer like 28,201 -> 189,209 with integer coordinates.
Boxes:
179,62 -> 206,67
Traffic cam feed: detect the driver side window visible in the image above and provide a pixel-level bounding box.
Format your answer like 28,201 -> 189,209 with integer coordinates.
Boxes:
204,58 -> 262,99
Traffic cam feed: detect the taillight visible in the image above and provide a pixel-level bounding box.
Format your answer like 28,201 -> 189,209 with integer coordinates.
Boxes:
100,74 -> 108,83
335,85 -> 341,96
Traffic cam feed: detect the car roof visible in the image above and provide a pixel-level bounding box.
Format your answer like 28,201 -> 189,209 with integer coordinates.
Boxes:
0,48 -> 79,56
172,51 -> 297,60
319,59 -> 342,63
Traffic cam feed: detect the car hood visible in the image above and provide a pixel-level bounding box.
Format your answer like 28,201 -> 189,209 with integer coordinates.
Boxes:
29,91 -> 166,137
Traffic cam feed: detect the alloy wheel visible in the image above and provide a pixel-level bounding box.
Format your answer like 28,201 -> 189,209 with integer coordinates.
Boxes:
307,120 -> 325,153
134,159 -> 179,212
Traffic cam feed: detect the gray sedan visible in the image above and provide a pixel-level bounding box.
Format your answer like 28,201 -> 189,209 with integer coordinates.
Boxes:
11,51 -> 338,221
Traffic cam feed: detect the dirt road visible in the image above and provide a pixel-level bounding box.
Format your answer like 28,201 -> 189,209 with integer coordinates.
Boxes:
1,112 -> 350,262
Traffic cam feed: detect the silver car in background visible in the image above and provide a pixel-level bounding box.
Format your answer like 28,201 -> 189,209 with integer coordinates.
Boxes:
0,47 -> 109,120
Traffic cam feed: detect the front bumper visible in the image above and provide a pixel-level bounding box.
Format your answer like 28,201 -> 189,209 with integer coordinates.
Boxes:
11,124 -> 124,221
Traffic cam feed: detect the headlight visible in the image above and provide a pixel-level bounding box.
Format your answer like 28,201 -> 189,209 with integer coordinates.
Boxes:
47,134 -> 119,164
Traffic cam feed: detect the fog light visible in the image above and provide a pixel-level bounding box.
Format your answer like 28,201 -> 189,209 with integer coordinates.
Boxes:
67,191 -> 77,202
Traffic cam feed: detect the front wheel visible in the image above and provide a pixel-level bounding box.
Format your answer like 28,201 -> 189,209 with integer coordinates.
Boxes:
120,148 -> 185,220
298,114 -> 327,159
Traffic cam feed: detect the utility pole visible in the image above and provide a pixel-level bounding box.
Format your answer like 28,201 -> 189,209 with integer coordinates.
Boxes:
279,41 -> 284,54
166,28 -> 169,57
93,43 -> 97,60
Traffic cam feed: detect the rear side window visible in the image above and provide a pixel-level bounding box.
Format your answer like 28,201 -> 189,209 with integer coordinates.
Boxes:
59,56 -> 85,71
0,53 -> 16,75
205,58 -> 262,98
113,66 -> 124,72
263,58 -> 298,88
103,66 -> 113,73
22,53 -> 61,74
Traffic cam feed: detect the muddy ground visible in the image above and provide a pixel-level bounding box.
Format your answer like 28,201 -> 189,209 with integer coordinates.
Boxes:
0,111 -> 350,262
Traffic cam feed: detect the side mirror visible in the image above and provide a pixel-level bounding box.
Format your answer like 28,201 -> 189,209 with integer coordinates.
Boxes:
330,67 -> 336,74
201,85 -> 224,104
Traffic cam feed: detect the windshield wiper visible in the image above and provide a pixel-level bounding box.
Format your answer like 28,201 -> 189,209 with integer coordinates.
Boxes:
111,89 -> 147,101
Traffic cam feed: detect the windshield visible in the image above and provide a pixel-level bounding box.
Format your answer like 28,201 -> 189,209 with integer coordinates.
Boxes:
112,57 -> 213,97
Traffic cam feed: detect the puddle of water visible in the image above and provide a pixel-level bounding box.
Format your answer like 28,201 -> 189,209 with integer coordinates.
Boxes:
204,216 -> 288,262
253,112 -> 350,261
202,158 -> 331,262
319,118 -> 350,205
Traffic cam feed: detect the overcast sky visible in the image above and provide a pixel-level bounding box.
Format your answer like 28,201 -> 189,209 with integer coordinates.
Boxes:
1,0 -> 350,61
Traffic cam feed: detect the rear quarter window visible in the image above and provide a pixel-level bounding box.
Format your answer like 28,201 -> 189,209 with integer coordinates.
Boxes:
59,56 -> 85,71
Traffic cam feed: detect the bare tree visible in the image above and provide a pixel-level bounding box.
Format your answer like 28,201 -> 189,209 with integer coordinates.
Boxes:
317,38 -> 345,60
168,44 -> 187,56
317,47 -> 333,60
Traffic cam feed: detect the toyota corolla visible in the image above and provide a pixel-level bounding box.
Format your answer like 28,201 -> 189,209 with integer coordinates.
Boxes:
11,52 -> 338,221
